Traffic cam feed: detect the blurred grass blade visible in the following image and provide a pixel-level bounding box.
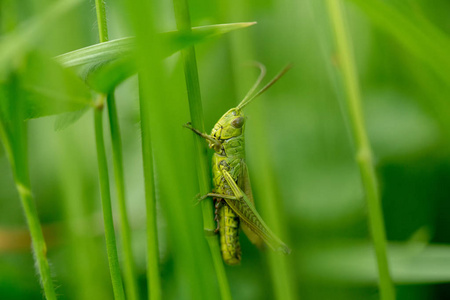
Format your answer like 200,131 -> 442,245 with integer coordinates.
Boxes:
93,97 -> 126,300
221,0 -> 297,298
93,0 -> 140,298
173,1 -> 232,300
348,0 -> 450,86
326,1 -> 395,299
56,37 -> 134,68
56,23 -> 256,68
92,0 -> 132,298
56,23 -> 255,93
164,22 -> 256,55
0,76 -> 57,300
121,0 -> 162,299
0,0 -> 82,78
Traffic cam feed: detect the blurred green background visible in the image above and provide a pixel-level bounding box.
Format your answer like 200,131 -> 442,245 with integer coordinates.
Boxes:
1,0 -> 450,299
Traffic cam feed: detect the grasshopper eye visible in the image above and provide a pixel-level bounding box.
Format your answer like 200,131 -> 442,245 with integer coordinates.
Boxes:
231,117 -> 244,128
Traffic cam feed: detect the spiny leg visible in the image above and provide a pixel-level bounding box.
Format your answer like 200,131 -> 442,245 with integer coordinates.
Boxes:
214,198 -> 223,233
183,122 -> 221,150
198,192 -> 238,202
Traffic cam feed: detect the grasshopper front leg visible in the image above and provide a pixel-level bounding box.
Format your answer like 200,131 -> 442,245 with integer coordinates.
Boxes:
183,122 -> 222,151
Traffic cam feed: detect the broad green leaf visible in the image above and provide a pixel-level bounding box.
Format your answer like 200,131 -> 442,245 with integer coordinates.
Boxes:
84,56 -> 136,94
20,52 -> 92,119
54,107 -> 89,131
55,22 -> 256,93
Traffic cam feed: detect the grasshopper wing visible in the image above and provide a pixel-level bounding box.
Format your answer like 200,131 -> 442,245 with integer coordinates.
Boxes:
239,161 -> 265,249
221,166 -> 291,254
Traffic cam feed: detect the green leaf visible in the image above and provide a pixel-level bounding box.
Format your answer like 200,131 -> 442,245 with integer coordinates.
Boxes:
55,22 -> 256,93
55,37 -> 135,69
84,56 -> 136,94
54,108 -> 89,131
20,52 -> 92,119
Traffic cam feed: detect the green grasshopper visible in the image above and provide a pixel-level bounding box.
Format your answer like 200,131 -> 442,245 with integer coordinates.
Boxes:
185,63 -> 291,265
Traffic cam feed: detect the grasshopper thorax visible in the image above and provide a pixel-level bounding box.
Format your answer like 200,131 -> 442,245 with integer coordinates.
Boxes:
211,108 -> 245,142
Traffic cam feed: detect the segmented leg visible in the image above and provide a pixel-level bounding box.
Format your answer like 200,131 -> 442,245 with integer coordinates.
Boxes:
214,198 -> 223,233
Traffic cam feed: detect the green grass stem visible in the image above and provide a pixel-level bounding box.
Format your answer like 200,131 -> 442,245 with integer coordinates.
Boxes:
106,93 -> 140,300
56,131 -> 106,299
221,1 -> 297,298
94,0 -> 139,298
93,97 -> 125,300
122,3 -> 163,300
325,1 -> 395,299
15,179 -> 57,300
0,85 -> 57,300
120,0 -> 163,298
173,1 -> 231,299
95,0 -> 109,43
137,82 -> 161,300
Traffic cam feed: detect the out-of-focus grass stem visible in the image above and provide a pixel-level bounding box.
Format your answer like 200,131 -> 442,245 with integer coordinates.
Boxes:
94,96 -> 125,300
222,1 -> 297,298
173,1 -> 231,299
326,1 -> 395,299
94,0 -> 139,298
0,99 -> 57,300
106,93 -> 140,300
95,0 -> 109,43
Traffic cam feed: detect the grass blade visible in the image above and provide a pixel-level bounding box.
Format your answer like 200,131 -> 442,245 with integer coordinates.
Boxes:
93,96 -> 125,300
120,0 -> 162,299
220,1 -> 297,298
173,0 -> 232,299
56,23 -> 256,68
0,77 -> 57,300
94,0 -> 140,298
106,92 -> 140,300
55,23 -> 256,94
326,1 -> 395,299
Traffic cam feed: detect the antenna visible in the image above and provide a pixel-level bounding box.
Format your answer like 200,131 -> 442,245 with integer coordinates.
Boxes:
237,63 -> 292,110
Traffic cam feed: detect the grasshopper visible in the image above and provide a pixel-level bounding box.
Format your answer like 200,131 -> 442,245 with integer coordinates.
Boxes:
185,63 -> 291,265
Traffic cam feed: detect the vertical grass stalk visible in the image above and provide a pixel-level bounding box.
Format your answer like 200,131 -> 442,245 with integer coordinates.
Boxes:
137,81 -> 162,300
173,1 -> 232,300
106,93 -> 140,300
94,0 -> 139,298
15,180 -> 57,300
122,2 -> 164,300
56,131 -> 106,299
222,1 -> 297,298
0,84 -> 57,300
120,0 -> 162,298
94,97 -> 125,300
325,1 -> 395,299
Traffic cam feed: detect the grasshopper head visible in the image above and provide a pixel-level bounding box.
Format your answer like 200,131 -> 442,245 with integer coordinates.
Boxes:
211,108 -> 245,141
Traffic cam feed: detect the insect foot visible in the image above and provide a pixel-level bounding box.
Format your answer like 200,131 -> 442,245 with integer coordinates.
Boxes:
192,193 -> 208,206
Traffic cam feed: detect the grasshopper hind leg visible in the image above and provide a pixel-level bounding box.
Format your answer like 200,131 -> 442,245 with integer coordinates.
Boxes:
214,198 -> 223,233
